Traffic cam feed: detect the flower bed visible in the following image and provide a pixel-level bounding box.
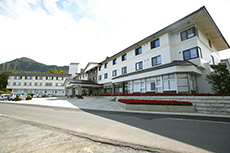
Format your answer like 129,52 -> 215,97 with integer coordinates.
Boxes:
118,99 -> 193,106
100,93 -> 230,96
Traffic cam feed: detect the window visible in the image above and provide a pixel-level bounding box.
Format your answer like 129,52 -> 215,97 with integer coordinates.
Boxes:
112,70 -> 117,77
151,38 -> 160,49
122,67 -> 127,74
211,55 -> 215,65
36,76 -> 43,80
25,76 -> 32,80
122,54 -> 127,61
99,66 -> 101,71
183,47 -> 200,60
93,77 -> 96,81
35,82 -> 42,86
152,55 -> 161,66
208,39 -> 212,48
45,83 -> 52,86
56,83 -> 63,86
181,27 -> 197,41
24,82 -> 31,86
15,76 -> 22,79
13,82 -> 20,86
113,58 -> 117,65
151,82 -> 156,90
104,73 -> 108,79
163,74 -> 176,90
104,63 -> 108,69
46,76 -> 53,80
99,75 -> 101,80
135,61 -> 143,70
57,77 -> 63,80
135,47 -> 142,55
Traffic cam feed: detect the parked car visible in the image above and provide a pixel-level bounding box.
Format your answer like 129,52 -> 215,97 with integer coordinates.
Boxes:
9,93 -> 27,100
0,94 -> 11,100
33,94 -> 42,98
0,94 -> 3,100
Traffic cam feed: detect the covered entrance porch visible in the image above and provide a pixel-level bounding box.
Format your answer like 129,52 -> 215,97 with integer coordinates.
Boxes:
64,79 -> 102,97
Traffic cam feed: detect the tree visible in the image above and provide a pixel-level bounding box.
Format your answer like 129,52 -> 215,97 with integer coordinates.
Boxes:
0,71 -> 12,94
46,69 -> 68,74
206,63 -> 230,93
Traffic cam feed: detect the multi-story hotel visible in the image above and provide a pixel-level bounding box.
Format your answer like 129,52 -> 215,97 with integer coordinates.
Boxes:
65,6 -> 229,96
6,63 -> 79,96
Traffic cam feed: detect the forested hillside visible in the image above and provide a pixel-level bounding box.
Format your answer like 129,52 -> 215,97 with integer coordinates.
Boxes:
0,57 -> 69,73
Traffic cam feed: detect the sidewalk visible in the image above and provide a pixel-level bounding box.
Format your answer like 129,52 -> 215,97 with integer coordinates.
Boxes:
1,96 -> 230,118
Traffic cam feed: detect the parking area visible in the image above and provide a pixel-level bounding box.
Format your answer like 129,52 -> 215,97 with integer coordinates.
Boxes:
0,96 -> 127,112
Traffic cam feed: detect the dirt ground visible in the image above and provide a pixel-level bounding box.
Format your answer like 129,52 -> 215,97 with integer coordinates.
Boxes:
0,116 -> 153,153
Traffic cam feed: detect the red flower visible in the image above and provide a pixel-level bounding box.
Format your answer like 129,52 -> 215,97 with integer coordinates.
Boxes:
118,99 -> 193,106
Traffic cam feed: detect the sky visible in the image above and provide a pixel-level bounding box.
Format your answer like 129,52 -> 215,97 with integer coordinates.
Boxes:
0,0 -> 230,69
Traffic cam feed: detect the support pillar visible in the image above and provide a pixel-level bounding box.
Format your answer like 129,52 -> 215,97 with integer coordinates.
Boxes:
78,86 -> 82,96
72,86 -> 75,97
112,83 -> 115,95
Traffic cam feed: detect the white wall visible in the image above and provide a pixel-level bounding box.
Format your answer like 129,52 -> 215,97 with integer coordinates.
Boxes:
96,25 -> 223,93
69,63 -> 79,78
7,75 -> 68,96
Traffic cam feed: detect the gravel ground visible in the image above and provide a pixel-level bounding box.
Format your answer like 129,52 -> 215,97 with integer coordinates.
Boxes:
0,116 -> 153,153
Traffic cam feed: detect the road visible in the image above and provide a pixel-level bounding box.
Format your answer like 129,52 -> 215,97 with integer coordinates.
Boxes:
0,102 -> 230,153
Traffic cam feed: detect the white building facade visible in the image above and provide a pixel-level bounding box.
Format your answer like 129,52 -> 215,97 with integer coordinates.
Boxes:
94,6 -> 229,94
7,73 -> 71,96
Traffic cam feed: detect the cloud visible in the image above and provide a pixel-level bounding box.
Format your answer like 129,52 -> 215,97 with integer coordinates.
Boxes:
0,0 -> 230,69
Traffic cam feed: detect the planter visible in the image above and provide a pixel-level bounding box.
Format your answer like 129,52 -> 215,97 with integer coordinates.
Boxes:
119,102 -> 195,113
14,98 -> 21,101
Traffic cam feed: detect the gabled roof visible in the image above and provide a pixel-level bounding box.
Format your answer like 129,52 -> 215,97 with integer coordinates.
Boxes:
100,6 -> 229,64
78,62 -> 98,76
9,72 -> 71,77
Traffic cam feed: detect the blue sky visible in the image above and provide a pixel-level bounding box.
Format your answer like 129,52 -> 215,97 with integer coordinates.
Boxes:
0,0 -> 230,69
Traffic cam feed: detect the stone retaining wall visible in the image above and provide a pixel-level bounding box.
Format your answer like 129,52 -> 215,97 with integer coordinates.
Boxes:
115,96 -> 230,115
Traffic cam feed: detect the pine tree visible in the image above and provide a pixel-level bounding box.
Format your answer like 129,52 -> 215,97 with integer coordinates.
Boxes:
206,63 -> 230,93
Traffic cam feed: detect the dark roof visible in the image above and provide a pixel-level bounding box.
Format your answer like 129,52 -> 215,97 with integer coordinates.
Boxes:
112,60 -> 197,80
99,6 -> 229,64
70,63 -> 79,65
9,72 -> 71,77
66,78 -> 102,86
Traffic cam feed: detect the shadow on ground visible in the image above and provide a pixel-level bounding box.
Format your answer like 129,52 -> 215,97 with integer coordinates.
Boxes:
51,97 -> 230,153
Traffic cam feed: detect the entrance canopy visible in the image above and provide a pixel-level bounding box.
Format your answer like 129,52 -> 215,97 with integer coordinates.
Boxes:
64,78 -> 102,88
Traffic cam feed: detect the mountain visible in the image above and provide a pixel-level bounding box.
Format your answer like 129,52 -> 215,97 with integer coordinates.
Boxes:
0,57 -> 69,73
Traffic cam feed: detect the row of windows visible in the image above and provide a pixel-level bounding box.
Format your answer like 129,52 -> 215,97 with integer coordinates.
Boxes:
12,76 -> 64,80
101,38 -> 160,70
99,55 -> 162,80
11,82 -> 63,86
98,66 -> 127,81
98,46 -> 201,81
101,27 -> 198,71
81,27 -> 204,82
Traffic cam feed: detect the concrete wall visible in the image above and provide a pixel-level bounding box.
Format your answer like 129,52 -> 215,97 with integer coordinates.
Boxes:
116,96 -> 230,115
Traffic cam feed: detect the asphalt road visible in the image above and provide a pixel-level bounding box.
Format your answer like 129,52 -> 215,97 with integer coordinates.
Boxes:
0,103 -> 230,153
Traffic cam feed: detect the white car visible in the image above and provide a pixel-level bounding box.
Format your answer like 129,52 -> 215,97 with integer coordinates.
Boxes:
9,93 -> 27,100
0,94 -> 11,100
